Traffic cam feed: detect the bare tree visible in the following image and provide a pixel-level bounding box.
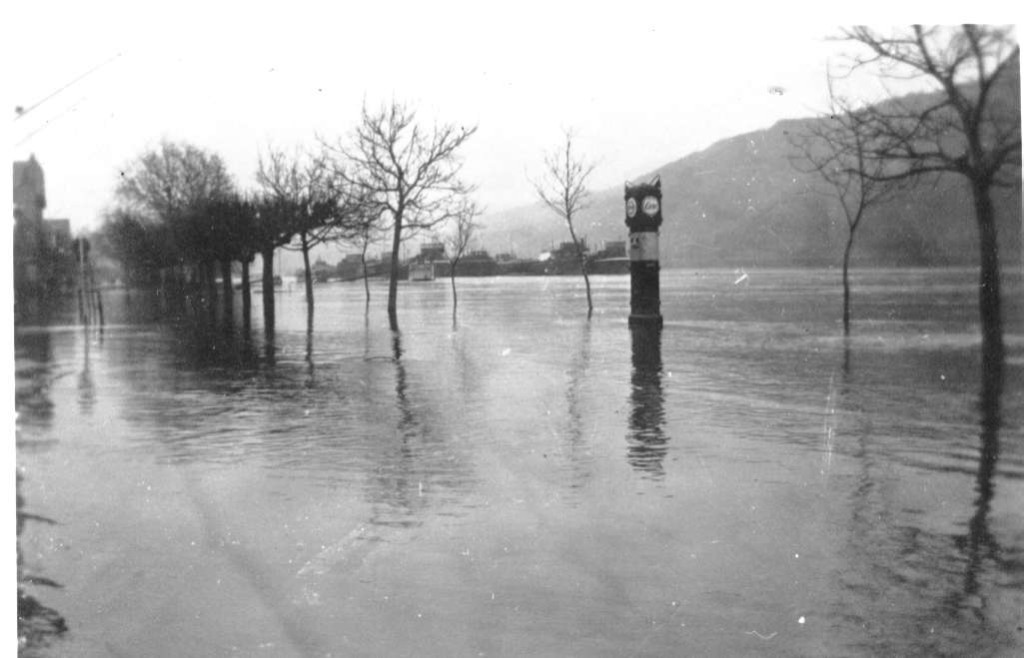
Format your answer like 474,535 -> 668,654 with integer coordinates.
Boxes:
250,193 -> 305,338
256,146 -> 345,326
323,101 -> 477,331
199,193 -> 261,321
789,74 -> 902,335
321,153 -> 386,312
533,129 -> 596,317
351,209 -> 383,311
440,199 -> 482,323
837,25 -> 1020,383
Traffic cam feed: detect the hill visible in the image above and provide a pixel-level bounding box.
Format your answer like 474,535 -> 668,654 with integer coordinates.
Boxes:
481,76 -> 1021,270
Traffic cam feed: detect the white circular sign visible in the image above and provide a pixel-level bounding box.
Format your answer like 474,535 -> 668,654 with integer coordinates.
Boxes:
626,198 -> 637,218
642,196 -> 660,217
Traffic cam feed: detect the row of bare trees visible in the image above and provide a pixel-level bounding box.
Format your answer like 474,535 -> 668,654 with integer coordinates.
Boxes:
103,101 -> 482,332
100,26 -> 1017,373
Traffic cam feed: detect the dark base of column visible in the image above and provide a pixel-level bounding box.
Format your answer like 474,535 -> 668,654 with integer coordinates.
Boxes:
628,314 -> 663,329
629,260 -> 660,327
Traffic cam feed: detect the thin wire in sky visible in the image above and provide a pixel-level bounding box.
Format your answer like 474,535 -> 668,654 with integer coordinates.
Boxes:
15,96 -> 87,146
13,52 -> 122,121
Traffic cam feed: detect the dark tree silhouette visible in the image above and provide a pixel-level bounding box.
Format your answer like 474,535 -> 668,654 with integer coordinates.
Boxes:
256,146 -> 342,327
339,200 -> 385,312
533,129 -> 596,317
789,75 -> 902,335
440,199 -> 481,323
355,217 -> 380,310
251,194 -> 303,337
116,140 -> 235,225
115,140 -> 236,301
101,208 -> 175,287
200,194 -> 260,323
323,101 -> 477,330
838,25 -> 1020,386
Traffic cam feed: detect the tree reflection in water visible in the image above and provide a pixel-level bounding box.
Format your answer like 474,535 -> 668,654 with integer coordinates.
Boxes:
951,359 -> 1004,620
76,326 -> 99,415
172,310 -> 262,372
563,321 -> 593,494
304,323 -> 315,386
361,331 -> 429,530
362,330 -> 479,528
626,325 -> 668,476
839,344 -> 1019,655
380,329 -> 419,523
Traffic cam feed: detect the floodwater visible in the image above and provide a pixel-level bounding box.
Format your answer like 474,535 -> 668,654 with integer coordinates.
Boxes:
15,269 -> 1024,657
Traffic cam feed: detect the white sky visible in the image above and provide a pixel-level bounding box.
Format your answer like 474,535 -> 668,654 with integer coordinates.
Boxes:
6,1 -> 1021,233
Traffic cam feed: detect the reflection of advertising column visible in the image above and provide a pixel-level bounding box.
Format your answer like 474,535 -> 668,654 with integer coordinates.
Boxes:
624,176 -> 663,328
627,326 -> 666,475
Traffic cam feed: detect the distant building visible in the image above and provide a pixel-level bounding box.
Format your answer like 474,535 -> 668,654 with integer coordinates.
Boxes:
417,242 -> 446,262
556,240 -> 580,255
599,240 -> 626,258
589,239 -> 630,275
455,249 -> 498,277
13,156 -> 47,287
311,257 -> 334,282
13,156 -> 76,313
541,239 -> 589,274
408,262 -> 435,281
14,155 -> 46,223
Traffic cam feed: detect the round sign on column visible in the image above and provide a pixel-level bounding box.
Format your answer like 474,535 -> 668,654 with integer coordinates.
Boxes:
629,232 -> 659,262
641,196 -> 660,217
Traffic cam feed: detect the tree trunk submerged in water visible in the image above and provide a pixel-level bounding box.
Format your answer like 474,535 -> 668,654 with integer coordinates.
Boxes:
261,246 -> 275,337
241,258 -> 252,332
204,260 -> 218,308
387,217 -> 402,331
300,231 -> 314,328
971,180 -> 1004,397
450,268 -> 459,328
361,246 -> 371,313
842,233 -> 854,336
220,259 -> 233,320
566,221 -> 593,318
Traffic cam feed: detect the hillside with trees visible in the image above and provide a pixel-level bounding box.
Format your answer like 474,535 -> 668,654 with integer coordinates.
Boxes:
482,65 -> 1020,270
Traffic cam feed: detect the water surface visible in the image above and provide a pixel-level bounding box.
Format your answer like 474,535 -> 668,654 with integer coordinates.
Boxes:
15,269 -> 1024,656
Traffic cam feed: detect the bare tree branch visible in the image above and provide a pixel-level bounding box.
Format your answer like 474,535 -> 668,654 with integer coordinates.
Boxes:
319,100 -> 477,330
531,129 -> 596,317
835,24 -> 1019,378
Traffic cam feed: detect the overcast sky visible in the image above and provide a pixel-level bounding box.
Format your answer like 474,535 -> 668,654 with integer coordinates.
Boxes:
7,2 -> 1019,233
